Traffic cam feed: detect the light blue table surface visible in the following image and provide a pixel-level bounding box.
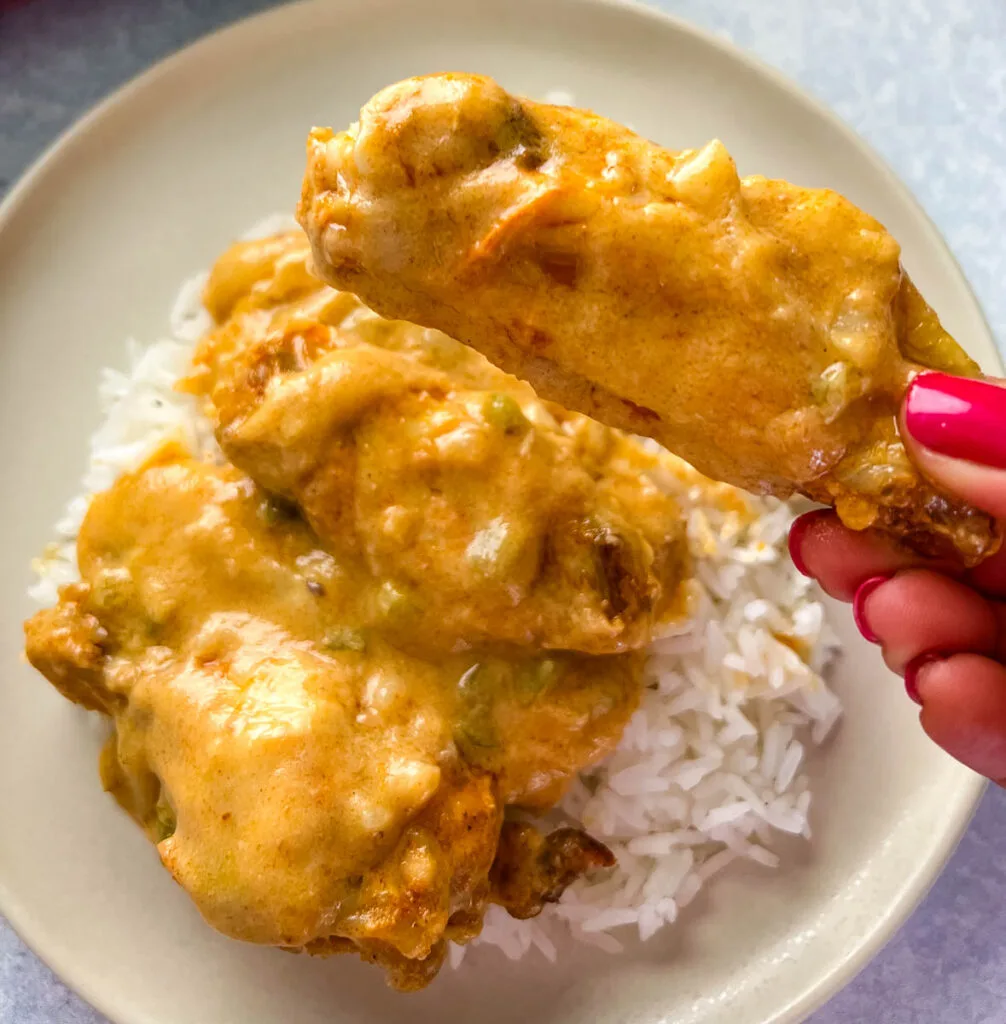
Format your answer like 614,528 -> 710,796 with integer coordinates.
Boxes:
1,1 -> 1004,1021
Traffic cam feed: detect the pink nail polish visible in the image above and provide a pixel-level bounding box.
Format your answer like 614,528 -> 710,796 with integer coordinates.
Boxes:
787,509 -> 830,577
852,575 -> 889,643
904,372 -> 1006,468
903,652 -> 943,706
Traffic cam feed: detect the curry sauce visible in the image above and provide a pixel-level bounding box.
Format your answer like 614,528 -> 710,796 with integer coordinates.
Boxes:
24,231 -> 690,989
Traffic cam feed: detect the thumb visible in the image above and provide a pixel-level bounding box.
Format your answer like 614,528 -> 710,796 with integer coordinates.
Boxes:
902,372 -> 1006,521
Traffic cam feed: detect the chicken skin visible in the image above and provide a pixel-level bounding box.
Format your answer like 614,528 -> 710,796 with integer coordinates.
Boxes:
298,73 -> 997,565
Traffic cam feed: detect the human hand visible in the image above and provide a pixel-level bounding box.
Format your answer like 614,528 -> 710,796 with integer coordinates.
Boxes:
788,372 -> 1006,786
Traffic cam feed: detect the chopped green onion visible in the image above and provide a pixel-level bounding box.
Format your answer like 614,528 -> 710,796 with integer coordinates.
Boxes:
483,393 -> 528,434
376,580 -> 418,622
153,799 -> 176,843
323,627 -> 367,653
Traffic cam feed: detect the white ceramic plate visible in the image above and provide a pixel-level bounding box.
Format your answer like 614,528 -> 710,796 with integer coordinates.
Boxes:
0,2 -> 994,1022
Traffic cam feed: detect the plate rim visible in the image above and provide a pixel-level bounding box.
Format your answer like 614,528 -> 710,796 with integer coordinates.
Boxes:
0,1 -> 991,1022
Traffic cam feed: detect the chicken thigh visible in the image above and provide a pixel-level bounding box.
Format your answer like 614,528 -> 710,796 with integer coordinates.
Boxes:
297,73 -> 997,564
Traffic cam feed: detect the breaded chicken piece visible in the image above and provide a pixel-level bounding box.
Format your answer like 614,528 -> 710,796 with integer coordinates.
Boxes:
24,451 -> 627,990
192,232 -> 690,656
298,72 -> 997,565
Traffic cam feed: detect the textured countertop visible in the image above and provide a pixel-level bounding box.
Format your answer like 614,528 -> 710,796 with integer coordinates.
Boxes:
2,1 -> 1005,1021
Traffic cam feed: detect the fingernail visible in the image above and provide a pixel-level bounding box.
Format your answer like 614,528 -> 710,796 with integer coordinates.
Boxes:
903,652 -> 943,706
852,575 -> 890,643
788,509 -> 831,577
904,372 -> 1006,468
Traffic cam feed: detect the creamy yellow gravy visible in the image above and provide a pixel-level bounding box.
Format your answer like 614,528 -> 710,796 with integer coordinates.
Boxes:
25,231 -> 689,987
299,73 -> 995,565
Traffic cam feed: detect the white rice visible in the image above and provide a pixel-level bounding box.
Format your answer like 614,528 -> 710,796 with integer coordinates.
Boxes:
457,471 -> 840,964
30,214 -> 841,966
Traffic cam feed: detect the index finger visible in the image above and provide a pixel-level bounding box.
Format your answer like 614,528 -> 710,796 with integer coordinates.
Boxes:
788,510 -> 964,601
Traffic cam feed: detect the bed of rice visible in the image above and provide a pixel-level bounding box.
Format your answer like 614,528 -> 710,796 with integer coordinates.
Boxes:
30,213 -> 841,968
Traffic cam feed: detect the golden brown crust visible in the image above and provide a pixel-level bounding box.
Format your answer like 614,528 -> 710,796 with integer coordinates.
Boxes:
490,821 -> 615,919
24,584 -> 113,713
